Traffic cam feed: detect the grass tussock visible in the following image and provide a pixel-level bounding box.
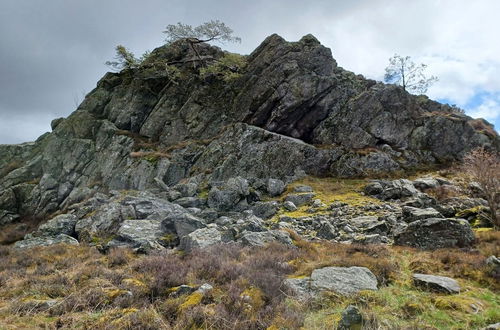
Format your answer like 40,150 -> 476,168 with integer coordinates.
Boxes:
0,230 -> 498,329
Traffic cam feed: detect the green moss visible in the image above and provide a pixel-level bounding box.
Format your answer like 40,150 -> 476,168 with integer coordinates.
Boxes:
200,52 -> 247,82
178,292 -> 203,311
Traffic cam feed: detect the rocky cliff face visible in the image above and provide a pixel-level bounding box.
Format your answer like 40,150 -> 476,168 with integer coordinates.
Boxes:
0,34 -> 498,233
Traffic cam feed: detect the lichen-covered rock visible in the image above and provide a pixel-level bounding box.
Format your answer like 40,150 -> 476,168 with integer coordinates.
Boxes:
14,234 -> 79,249
285,193 -> 315,207
394,218 -> 475,249
413,273 -> 460,294
238,230 -> 292,246
107,220 -> 166,252
179,227 -> 222,252
0,33 -> 498,246
285,266 -> 378,298
267,178 -> 285,197
402,206 -> 443,222
30,214 -> 78,238
251,201 -> 279,219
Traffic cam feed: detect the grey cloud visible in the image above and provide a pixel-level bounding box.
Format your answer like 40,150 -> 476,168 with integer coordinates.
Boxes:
1,0 -> 498,144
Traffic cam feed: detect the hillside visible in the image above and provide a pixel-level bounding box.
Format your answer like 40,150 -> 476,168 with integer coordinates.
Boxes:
0,35 -> 498,329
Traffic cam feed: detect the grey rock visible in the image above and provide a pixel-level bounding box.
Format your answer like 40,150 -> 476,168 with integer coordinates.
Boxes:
395,218 -> 475,250
108,220 -> 166,252
267,178 -> 285,197
293,185 -> 313,193
285,266 -> 378,298
226,177 -> 250,196
215,216 -> 233,227
353,233 -> 386,245
413,273 -> 460,294
199,208 -> 219,222
179,227 -> 222,252
316,221 -> 337,240
236,214 -> 266,232
285,193 -> 315,207
349,216 -> 388,234
402,206 -> 443,222
174,197 -> 207,209
251,201 -> 279,219
164,213 -> 206,239
30,214 -> 78,238
483,323 -> 500,330
197,283 -> 214,294
173,182 -> 199,197
283,201 -> 298,211
339,305 -> 363,330
311,266 -> 378,295
169,285 -> 197,297
15,234 -> 79,249
207,187 -> 240,211
486,255 -> 500,267
238,230 -> 292,246
413,177 -> 440,190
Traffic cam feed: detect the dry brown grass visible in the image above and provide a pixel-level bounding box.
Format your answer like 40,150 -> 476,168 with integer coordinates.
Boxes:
0,229 -> 498,329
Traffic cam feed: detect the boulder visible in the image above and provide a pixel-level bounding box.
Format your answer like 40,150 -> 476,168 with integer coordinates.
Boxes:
14,234 -> 79,249
30,214 -> 78,238
179,227 -> 222,252
285,266 -> 378,298
402,206 -> 443,222
283,201 -> 298,211
285,193 -> 315,207
174,197 -> 207,209
238,230 -> 292,246
108,220 -> 166,252
349,216 -> 389,234
413,177 -> 440,190
311,266 -> 378,295
251,201 -> 279,219
394,218 -> 475,250
413,273 -> 460,294
207,187 -> 240,211
167,213 -> 206,239
339,305 -> 363,330
364,181 -> 384,196
316,221 -> 337,240
293,185 -> 313,193
267,178 -> 285,197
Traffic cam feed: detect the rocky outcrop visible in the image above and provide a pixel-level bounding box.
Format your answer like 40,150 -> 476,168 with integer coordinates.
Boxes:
1,33 -> 498,246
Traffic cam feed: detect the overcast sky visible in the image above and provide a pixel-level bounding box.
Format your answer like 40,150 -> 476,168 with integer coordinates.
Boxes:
1,0 -> 499,144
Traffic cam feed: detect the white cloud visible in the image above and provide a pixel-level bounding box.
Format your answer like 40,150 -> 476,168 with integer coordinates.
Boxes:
468,98 -> 500,122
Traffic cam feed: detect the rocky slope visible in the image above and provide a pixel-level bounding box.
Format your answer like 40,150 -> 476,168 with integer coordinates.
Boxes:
0,34 -> 498,250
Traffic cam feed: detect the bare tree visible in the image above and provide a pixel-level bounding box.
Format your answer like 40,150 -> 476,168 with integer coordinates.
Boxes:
384,54 -> 438,94
462,147 -> 500,229
163,20 -> 241,65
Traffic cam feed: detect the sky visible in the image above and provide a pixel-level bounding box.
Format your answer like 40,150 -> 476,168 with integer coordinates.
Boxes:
0,0 -> 499,144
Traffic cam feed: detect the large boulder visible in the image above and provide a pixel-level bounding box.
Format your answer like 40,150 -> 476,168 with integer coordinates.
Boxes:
285,193 -> 315,207
29,214 -> 78,238
107,220 -> 166,252
179,227 -> 222,252
394,218 -> 475,249
14,234 -> 79,249
285,266 -> 378,298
